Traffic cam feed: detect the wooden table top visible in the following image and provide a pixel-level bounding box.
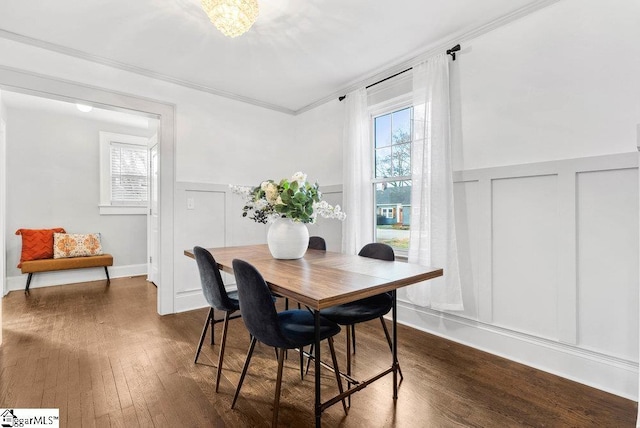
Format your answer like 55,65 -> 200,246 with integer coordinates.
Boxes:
184,244 -> 443,310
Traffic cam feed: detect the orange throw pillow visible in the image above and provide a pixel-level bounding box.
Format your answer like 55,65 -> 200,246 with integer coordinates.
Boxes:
15,228 -> 66,268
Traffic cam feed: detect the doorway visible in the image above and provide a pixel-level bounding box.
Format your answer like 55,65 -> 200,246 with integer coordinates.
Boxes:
0,67 -> 175,317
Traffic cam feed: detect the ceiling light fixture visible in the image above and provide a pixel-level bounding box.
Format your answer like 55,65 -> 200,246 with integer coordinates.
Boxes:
76,103 -> 93,113
201,0 -> 259,38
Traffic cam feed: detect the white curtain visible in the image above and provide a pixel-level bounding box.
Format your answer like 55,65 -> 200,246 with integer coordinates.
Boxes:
406,54 -> 463,311
341,88 -> 374,255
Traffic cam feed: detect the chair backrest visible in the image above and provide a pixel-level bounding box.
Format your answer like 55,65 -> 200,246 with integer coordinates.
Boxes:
232,259 -> 290,348
308,236 -> 327,251
193,246 -> 237,311
358,242 -> 395,261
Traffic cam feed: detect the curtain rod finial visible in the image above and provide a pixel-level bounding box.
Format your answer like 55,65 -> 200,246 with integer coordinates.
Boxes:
446,44 -> 461,61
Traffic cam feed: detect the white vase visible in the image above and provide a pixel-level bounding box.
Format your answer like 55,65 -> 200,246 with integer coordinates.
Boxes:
267,218 -> 309,259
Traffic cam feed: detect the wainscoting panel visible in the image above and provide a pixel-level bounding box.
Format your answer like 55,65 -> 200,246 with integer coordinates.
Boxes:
576,168 -> 639,361
397,153 -> 639,399
491,174 -> 559,340
174,183 -> 229,312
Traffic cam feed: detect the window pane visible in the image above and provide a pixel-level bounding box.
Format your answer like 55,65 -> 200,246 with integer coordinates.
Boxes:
391,143 -> 411,177
391,108 -> 411,144
374,114 -> 391,148
375,146 -> 391,178
375,180 -> 411,252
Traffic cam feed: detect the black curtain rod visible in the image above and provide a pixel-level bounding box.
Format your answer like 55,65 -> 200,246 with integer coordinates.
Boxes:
339,43 -> 461,102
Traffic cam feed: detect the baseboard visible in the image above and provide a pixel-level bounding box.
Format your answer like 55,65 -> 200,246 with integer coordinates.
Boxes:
394,299 -> 638,400
174,284 -> 238,314
5,263 -> 147,293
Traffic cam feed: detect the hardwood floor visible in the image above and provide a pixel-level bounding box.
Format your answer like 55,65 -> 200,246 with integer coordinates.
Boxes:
1,276 -> 636,427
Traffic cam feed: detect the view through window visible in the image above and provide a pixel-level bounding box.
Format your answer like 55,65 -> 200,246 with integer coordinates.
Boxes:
373,106 -> 412,253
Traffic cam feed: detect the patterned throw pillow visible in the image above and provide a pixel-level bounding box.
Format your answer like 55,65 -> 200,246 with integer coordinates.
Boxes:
15,228 -> 66,268
53,233 -> 103,259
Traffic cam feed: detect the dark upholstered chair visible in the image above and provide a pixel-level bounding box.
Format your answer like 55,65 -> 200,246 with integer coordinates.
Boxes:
308,236 -> 327,251
231,259 -> 347,426
318,243 -> 402,395
193,246 -> 241,392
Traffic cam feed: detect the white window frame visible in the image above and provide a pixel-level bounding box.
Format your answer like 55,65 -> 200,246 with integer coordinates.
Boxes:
369,94 -> 413,257
99,131 -> 149,215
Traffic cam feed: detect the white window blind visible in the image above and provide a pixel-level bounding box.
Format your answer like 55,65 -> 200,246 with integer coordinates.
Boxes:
110,142 -> 148,205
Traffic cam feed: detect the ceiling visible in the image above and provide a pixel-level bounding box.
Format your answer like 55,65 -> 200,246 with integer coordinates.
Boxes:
1,91 -> 154,130
0,0 -> 554,114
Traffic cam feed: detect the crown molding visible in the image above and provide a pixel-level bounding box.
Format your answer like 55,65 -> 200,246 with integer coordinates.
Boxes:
0,0 -> 560,117
0,29 -> 296,116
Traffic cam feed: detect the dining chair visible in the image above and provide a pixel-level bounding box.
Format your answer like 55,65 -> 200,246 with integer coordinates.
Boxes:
231,259 -> 347,426
193,246 -> 242,392
318,242 -> 403,401
308,235 -> 327,251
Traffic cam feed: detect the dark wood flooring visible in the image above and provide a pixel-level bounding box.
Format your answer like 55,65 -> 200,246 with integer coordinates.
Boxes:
0,276 -> 636,427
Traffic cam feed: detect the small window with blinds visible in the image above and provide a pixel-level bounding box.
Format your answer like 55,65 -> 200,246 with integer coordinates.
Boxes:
110,142 -> 148,205
99,132 -> 150,215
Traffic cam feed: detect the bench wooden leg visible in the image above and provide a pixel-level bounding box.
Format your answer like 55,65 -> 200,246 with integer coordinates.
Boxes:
25,273 -> 33,293
104,266 -> 111,284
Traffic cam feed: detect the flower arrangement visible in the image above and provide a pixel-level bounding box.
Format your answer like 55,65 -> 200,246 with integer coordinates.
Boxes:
231,172 -> 346,224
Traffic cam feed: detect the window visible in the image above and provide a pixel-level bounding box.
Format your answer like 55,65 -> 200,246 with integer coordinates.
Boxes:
372,105 -> 412,254
99,132 -> 149,215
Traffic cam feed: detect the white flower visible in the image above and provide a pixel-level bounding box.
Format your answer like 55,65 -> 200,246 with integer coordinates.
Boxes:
265,182 -> 279,203
254,198 -> 268,210
291,171 -> 307,186
275,195 -> 284,205
230,185 -> 252,197
260,181 -> 270,191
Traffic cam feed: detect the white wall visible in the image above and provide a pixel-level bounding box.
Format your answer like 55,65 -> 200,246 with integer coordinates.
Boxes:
455,0 -> 640,170
4,106 -> 152,289
0,38 -> 297,186
0,91 -> 5,344
293,99 -> 344,186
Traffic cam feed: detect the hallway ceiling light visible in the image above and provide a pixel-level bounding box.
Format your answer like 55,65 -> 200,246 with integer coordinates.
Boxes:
201,0 -> 259,38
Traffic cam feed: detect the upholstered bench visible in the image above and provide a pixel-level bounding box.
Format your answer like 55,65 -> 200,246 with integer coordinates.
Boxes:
20,254 -> 113,293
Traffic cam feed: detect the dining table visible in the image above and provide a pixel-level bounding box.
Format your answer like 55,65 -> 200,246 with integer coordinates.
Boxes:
184,244 -> 443,427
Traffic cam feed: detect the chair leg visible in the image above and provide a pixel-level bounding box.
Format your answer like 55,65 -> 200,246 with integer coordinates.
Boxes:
351,324 -> 356,354
327,337 -> 348,416
194,308 -> 214,364
380,316 -> 403,381
210,308 -> 215,345
273,348 -> 286,427
232,336 -> 257,409
299,346 -> 304,380
215,311 -> 231,392
104,266 -> 111,284
305,344 -> 313,375
346,324 -> 352,408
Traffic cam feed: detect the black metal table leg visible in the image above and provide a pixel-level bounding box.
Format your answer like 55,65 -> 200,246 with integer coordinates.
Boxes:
314,309 -> 322,427
392,289 -> 398,399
